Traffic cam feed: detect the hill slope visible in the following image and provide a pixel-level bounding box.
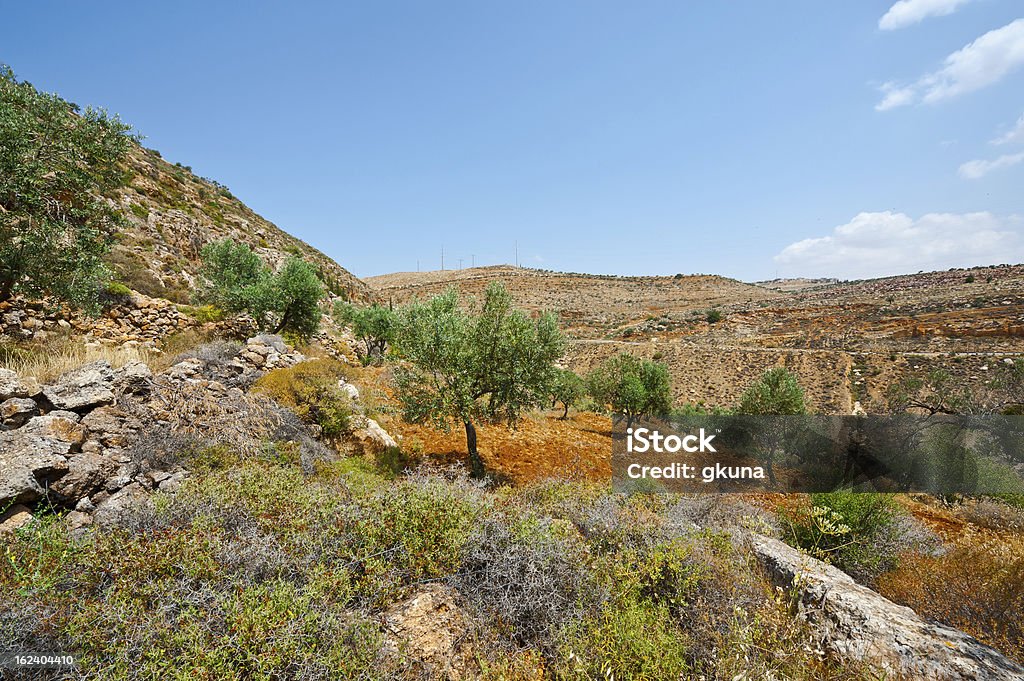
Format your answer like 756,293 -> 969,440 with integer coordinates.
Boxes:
106,146 -> 373,304
368,265 -> 784,338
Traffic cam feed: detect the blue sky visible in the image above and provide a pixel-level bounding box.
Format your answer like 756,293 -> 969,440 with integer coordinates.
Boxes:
3,0 -> 1023,280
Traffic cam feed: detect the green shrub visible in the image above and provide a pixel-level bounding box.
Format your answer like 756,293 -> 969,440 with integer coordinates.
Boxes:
197,238 -> 324,339
705,308 -> 723,324
586,353 -> 672,427
177,303 -> 225,323
253,359 -> 354,438
781,491 -> 919,582
558,595 -> 690,680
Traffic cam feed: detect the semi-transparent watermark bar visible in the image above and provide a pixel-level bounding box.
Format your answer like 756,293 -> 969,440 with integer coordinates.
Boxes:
612,415 -> 1024,494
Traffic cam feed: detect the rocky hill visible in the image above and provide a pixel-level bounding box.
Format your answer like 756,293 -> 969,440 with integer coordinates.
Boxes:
368,265 -> 783,338
106,145 -> 374,304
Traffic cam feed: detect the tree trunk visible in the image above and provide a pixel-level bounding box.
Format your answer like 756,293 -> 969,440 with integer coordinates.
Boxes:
465,420 -> 485,479
273,306 -> 292,334
0,276 -> 14,304
561,402 -> 569,420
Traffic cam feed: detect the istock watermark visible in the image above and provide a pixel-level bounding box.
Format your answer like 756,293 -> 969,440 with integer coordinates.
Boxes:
613,414 -> 1024,494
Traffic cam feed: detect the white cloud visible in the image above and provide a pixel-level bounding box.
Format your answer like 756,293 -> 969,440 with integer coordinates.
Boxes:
875,18 -> 1024,110
879,0 -> 974,31
958,151 -> 1024,178
992,112 -> 1024,145
774,211 -> 1024,279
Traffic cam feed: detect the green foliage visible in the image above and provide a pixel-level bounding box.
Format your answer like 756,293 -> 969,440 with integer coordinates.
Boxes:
265,257 -> 324,340
128,202 -> 149,220
197,238 -> 324,339
196,238 -> 268,313
392,282 -> 564,477
177,303 -> 225,323
333,301 -> 397,363
253,359 -> 354,438
550,368 -> 585,419
781,491 -> 904,582
0,65 -> 136,310
705,308 -> 723,324
586,353 -> 672,427
559,595 -> 690,680
737,366 -> 807,415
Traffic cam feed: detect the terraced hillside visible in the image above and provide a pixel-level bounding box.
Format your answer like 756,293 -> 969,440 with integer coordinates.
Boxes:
369,264 -> 1024,414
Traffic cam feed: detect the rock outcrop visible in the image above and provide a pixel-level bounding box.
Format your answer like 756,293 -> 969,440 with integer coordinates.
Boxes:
0,335 -> 308,530
750,533 -> 1024,680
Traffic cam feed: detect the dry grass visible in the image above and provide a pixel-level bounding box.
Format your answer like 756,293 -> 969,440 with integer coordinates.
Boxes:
877,535 -> 1024,664
0,336 -> 154,382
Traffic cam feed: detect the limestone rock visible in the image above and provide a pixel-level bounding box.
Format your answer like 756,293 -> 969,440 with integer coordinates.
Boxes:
0,368 -> 37,400
114,360 -> 153,395
42,361 -> 115,411
1,397 -> 37,429
383,584 -> 472,679
351,416 -> 398,454
0,428 -> 71,506
22,411 -> 86,447
93,482 -> 150,528
50,450 -> 115,501
0,504 -> 35,534
750,533 -> 1024,680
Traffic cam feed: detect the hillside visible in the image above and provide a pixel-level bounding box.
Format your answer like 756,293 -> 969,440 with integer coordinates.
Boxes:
368,265 -> 784,338
106,145 -> 373,304
368,263 -> 1024,414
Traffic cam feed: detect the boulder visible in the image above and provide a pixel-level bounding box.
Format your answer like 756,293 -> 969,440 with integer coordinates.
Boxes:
114,360 -> 152,395
250,334 -> 288,354
0,429 -> 72,506
0,368 -> 37,400
50,450 -> 115,501
750,533 -> 1024,680
351,416 -> 398,454
42,361 -> 115,411
1,397 -> 37,429
22,411 -> 86,447
382,584 -> 472,679
338,380 -> 360,401
93,482 -> 150,529
0,504 -> 35,534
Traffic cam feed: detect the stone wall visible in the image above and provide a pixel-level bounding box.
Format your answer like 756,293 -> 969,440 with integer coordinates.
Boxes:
0,293 -> 255,348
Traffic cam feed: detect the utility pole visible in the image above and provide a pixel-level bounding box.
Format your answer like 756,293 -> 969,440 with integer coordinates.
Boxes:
458,258 -> 464,270
514,240 -> 518,268
416,259 -> 420,272
471,254 -> 475,268
441,246 -> 445,271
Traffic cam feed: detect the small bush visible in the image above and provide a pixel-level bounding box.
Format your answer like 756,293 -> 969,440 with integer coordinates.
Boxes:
253,359 -> 354,439
178,303 -> 226,323
705,308 -> 723,324
781,492 -> 931,583
454,511 -> 603,657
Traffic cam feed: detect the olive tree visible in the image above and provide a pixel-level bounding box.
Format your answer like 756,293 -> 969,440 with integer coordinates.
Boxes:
333,301 -> 397,363
735,366 -> 807,485
586,353 -> 672,428
392,282 -> 564,478
550,368 -> 585,420
0,65 -> 135,309
197,238 -> 324,339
